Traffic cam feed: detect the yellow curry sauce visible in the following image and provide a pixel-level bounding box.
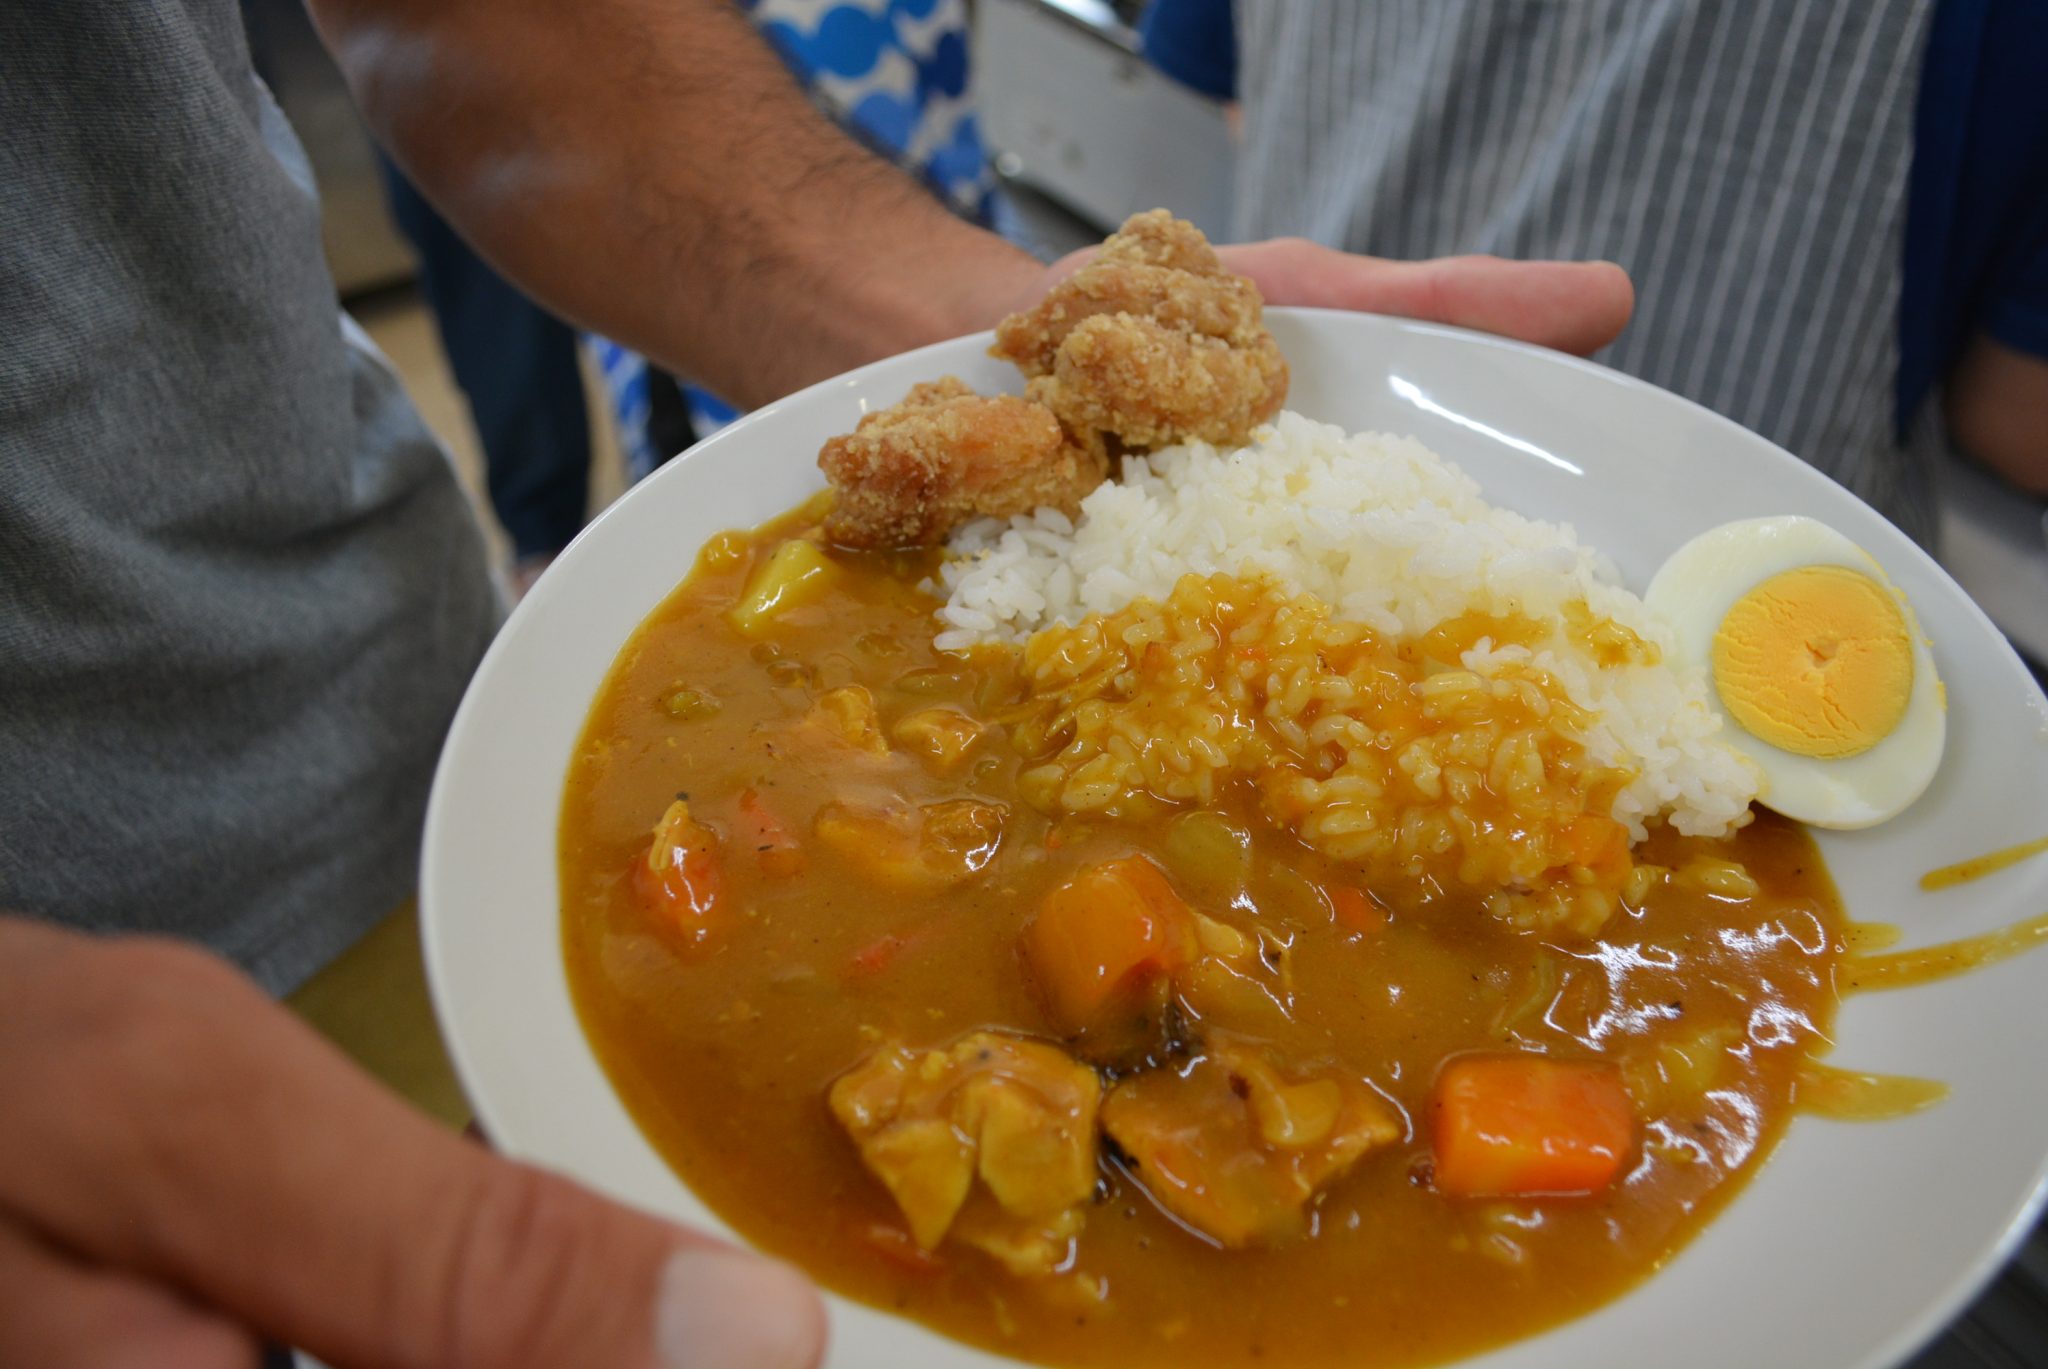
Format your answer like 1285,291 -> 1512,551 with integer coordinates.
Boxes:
1919,833 -> 2048,891
561,513 -> 1848,1369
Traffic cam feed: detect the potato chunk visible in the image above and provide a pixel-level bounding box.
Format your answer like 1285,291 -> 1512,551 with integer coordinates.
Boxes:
829,1032 -> 1102,1275
727,538 -> 837,637
1101,1043 -> 1401,1247
891,707 -> 985,773
805,685 -> 888,755
814,799 -> 1006,893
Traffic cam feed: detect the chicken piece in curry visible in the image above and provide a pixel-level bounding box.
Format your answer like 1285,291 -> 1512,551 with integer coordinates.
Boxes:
830,1032 -> 1100,1277
1100,1041 -> 1404,1248
560,507 -> 1848,1369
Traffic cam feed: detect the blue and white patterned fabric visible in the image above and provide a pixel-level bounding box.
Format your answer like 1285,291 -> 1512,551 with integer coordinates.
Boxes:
587,336 -> 662,477
594,0 -> 1008,479
754,0 -> 1005,224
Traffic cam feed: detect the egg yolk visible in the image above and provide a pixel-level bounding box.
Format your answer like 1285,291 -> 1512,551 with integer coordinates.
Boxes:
1710,564 -> 1913,759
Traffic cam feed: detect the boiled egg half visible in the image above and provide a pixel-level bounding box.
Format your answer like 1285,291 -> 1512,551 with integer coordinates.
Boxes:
1645,516 -> 1944,828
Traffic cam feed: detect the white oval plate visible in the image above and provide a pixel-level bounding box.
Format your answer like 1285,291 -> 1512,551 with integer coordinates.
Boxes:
421,309 -> 2048,1369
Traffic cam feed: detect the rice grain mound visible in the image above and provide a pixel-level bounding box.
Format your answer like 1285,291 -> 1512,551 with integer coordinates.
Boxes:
935,413 -> 1759,851
1008,571 -> 1651,937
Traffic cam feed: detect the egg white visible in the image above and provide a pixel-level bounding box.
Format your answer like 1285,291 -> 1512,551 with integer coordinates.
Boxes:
1644,516 -> 1945,829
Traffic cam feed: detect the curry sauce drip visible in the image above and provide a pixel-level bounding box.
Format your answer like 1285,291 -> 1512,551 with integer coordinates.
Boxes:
1843,921 -> 1903,952
1843,911 -> 2048,993
1920,833 -> 2048,891
1792,1063 -> 1948,1121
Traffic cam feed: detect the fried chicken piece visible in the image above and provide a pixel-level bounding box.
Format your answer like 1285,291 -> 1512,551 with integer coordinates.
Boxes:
818,376 -> 1106,549
992,209 -> 1289,453
818,213 -> 1282,545
994,210 -> 1259,368
1027,317 -> 1288,453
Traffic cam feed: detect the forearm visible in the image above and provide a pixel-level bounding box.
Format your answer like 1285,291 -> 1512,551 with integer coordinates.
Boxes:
1945,334 -> 2048,497
309,0 -> 1039,407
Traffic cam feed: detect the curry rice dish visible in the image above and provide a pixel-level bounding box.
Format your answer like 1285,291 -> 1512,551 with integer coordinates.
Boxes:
560,212 -> 1884,1368
562,486 -> 1853,1366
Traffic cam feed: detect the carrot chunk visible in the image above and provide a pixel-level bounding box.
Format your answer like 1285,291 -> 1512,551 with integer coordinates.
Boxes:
1022,856 -> 1192,1034
846,928 -> 938,979
632,800 -> 728,953
736,787 -> 805,878
858,1221 -> 946,1276
1329,886 -> 1388,938
1430,1053 -> 1634,1198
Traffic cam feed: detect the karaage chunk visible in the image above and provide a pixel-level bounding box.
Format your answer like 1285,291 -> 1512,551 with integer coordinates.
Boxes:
1028,315 -> 1288,453
992,210 -> 1288,452
818,377 -> 1106,549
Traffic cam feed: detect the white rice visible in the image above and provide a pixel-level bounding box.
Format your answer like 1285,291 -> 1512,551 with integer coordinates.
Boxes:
933,411 -> 1758,839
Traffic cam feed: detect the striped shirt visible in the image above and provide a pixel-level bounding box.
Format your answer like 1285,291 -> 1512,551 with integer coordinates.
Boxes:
1231,0 -> 1945,547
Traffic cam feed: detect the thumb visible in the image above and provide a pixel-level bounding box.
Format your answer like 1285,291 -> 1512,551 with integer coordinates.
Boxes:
0,920 -> 826,1369
344,1152 -> 828,1369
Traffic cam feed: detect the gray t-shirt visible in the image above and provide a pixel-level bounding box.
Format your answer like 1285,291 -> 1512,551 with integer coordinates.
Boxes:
1,3 -> 500,992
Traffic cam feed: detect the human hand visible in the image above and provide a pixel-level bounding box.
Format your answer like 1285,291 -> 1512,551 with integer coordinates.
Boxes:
1011,235 -> 1635,359
0,916 -> 826,1369
1217,240 -> 1634,357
